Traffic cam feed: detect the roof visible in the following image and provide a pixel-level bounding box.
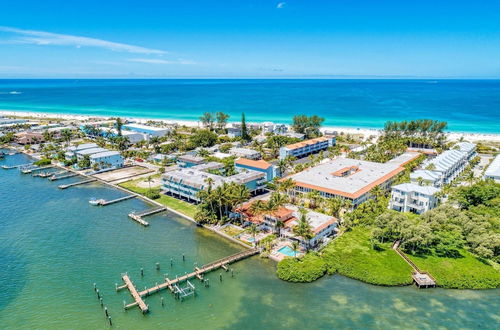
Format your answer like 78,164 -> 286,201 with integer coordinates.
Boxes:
69,143 -> 98,152
89,151 -> 121,159
235,202 -> 294,224
123,123 -> 169,132
455,142 -> 476,154
235,158 -> 272,170
387,152 -> 421,167
286,157 -> 404,199
229,147 -> 260,156
485,154 -> 500,178
410,170 -> 440,182
284,136 -> 333,151
392,183 -> 440,195
284,210 -> 338,235
178,154 -> 205,163
76,147 -> 108,155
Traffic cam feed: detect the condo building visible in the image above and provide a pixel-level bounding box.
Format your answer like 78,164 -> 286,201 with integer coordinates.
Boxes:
410,142 -> 476,187
279,136 -> 335,160
389,183 -> 440,214
285,157 -> 405,206
163,162 -> 266,202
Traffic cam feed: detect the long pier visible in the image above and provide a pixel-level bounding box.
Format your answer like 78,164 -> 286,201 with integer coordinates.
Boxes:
30,165 -> 54,173
58,178 -> 97,189
50,173 -> 78,181
99,194 -> 137,206
2,162 -> 33,169
117,248 -> 259,313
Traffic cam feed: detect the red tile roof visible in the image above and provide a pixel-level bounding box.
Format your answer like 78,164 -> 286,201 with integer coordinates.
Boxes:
235,158 -> 272,170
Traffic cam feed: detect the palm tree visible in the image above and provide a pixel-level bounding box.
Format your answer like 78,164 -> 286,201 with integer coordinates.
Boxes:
115,118 -> 124,136
275,219 -> 284,236
146,175 -> 153,191
249,200 -> 267,216
276,159 -> 289,177
60,129 -> 73,147
291,241 -> 300,257
327,197 -> 343,218
306,190 -> 321,209
293,209 -> 313,251
248,224 -> 259,247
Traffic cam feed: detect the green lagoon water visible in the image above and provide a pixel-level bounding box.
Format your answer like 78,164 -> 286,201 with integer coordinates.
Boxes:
1,151 -> 499,329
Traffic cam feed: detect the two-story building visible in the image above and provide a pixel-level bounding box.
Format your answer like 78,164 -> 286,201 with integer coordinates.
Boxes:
89,151 -> 124,169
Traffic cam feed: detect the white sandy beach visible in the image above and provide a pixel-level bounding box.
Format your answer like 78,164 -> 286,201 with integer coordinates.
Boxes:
1,109 -> 499,142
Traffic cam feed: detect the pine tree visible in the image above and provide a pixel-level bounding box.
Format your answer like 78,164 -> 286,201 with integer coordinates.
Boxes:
241,112 -> 250,141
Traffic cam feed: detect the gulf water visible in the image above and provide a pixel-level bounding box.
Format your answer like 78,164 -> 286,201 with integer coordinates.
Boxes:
0,151 -> 499,329
0,79 -> 499,134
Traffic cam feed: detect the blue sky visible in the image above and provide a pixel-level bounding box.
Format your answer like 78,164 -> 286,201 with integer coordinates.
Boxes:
1,0 -> 499,78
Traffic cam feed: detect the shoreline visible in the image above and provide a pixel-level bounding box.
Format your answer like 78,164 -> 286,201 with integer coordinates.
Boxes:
2,109 -> 499,142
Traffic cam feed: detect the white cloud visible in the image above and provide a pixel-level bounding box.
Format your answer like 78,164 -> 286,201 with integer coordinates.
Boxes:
277,2 -> 286,9
0,26 -> 167,55
128,58 -> 196,65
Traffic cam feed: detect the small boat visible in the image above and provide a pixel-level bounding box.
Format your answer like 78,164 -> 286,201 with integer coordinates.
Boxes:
9,91 -> 22,95
89,198 -> 105,206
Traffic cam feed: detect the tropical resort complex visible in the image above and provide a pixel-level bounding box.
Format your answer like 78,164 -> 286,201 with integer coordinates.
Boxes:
1,113 -> 499,294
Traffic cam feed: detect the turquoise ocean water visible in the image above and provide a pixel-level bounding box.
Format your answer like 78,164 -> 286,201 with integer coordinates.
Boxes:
0,79 -> 499,133
0,151 -> 499,329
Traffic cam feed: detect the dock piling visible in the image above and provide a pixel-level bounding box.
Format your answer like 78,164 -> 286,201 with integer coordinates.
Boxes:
156,262 -> 160,271
108,316 -> 112,326
100,297 -> 103,306
231,269 -> 234,277
170,258 -> 173,267
220,273 -> 223,282
182,254 -> 185,262
140,268 -> 144,277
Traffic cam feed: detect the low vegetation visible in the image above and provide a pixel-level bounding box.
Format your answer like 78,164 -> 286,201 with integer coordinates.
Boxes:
277,253 -> 327,283
322,227 -> 413,285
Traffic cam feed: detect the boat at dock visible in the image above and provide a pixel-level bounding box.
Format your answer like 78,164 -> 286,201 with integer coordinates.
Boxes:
89,198 -> 105,206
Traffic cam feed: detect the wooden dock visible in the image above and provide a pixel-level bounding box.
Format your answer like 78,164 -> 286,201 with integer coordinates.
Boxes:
30,165 -> 54,173
99,194 -> 137,206
117,248 -> 258,313
392,240 -> 436,288
1,162 -> 33,170
121,274 -> 149,313
127,207 -> 167,226
50,173 -> 78,181
58,178 -> 97,189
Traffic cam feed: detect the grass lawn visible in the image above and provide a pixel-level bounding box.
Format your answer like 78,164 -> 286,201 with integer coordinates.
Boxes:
221,225 -> 244,237
321,226 -> 413,286
119,179 -> 197,218
407,251 -> 500,289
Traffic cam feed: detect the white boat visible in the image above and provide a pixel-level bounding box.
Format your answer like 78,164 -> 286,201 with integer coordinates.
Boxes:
89,198 -> 104,206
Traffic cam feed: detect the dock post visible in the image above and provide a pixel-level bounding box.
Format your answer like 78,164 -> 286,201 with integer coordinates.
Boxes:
231,269 -> 234,277
182,254 -> 185,262
140,268 -> 144,277
170,258 -> 173,267
93,283 -> 97,291
123,301 -> 126,310
108,316 -> 112,326
220,273 -> 223,282
100,297 -> 103,306
156,262 -> 160,271
161,297 -> 164,306
115,283 -> 118,291
205,279 -> 210,287
105,307 -> 109,317
96,289 -> 100,299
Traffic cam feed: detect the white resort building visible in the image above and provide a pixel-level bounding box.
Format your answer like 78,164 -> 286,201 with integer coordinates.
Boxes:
410,142 -> 476,187
163,162 -> 266,202
279,136 -> 335,160
389,183 -> 440,214
285,157 -> 406,206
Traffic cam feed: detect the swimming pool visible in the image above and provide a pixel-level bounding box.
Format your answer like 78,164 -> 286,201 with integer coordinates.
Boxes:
278,246 -> 297,257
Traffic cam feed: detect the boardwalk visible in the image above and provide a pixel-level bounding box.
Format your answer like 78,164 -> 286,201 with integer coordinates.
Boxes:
392,241 -> 436,288
58,178 -> 96,189
99,194 -> 136,206
118,248 -> 259,313
50,173 -> 78,181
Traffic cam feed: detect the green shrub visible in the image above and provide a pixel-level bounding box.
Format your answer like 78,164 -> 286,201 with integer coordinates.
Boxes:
34,158 -> 52,166
145,190 -> 161,199
277,253 -> 327,283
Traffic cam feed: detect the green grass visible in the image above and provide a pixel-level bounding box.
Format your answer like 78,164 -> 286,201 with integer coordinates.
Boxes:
119,179 -> 197,218
321,227 -> 413,286
221,225 -> 244,237
407,251 -> 500,289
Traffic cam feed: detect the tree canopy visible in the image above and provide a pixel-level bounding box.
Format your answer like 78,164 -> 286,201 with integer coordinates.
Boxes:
292,115 -> 324,138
